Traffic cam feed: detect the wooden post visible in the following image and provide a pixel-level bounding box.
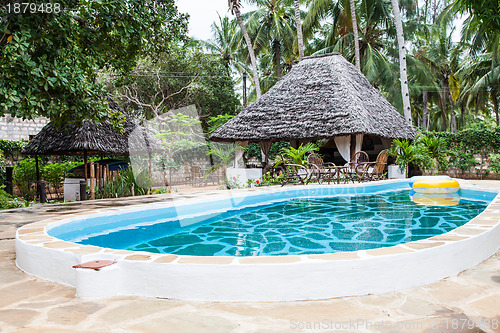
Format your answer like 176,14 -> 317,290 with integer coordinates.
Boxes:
84,151 -> 88,185
103,165 -> 108,187
90,161 -> 95,200
79,180 -> 87,201
37,181 -> 46,203
130,183 -> 134,196
95,163 -> 100,189
350,134 -> 356,161
243,72 -> 247,107
35,155 -> 40,181
5,166 -> 13,196
98,164 -> 103,188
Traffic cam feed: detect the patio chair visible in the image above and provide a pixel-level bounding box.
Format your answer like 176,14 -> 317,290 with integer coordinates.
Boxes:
307,153 -> 337,184
345,151 -> 369,182
356,150 -> 389,181
279,154 -> 311,186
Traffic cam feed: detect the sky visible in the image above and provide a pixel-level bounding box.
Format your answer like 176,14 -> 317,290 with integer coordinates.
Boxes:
176,1 -> 257,41
176,1 -> 463,42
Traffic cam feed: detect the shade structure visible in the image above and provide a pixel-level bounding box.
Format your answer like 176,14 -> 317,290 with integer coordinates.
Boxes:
210,53 -> 416,143
22,99 -> 163,156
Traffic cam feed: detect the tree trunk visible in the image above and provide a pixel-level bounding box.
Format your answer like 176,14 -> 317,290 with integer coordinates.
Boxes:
438,90 -> 448,131
274,40 -> 281,79
234,7 -> 261,98
350,0 -> 361,70
422,90 -> 428,131
445,77 -> 457,132
492,88 -> 499,126
460,101 -> 465,129
294,0 -> 304,61
391,0 -> 412,125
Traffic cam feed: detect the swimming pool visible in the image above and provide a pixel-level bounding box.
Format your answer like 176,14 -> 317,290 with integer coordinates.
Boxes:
15,180 -> 500,301
49,189 -> 491,256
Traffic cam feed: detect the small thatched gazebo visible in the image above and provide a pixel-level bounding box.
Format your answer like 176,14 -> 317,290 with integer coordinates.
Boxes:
210,53 -> 416,164
22,99 -> 163,183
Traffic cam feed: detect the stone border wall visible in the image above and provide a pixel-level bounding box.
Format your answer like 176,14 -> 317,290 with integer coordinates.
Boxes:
0,115 -> 48,141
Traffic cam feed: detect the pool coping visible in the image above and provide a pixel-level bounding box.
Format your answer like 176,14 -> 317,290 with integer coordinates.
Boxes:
15,179 -> 500,301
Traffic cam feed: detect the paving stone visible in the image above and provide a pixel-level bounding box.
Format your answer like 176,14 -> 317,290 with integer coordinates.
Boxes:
399,296 -> 447,317
0,309 -> 39,327
16,328 -> 101,333
91,299 -> 178,326
47,302 -> 105,325
128,313 -> 238,333
421,280 -> 488,304
467,294 -> 500,318
0,280 -> 57,308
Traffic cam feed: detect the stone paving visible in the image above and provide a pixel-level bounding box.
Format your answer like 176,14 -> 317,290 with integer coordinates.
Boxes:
1,181 -> 500,333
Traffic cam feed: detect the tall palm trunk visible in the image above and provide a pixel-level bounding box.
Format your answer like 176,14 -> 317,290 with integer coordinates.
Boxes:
447,89 -> 457,132
350,0 -> 360,70
438,91 -> 448,131
460,101 -> 465,129
443,76 -> 456,132
391,0 -> 412,125
492,88 -> 499,126
230,3 -> 262,98
422,90 -> 428,131
294,0 -> 304,61
274,40 -> 282,79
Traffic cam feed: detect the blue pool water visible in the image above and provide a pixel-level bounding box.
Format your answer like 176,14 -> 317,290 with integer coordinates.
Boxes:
48,184 -> 496,256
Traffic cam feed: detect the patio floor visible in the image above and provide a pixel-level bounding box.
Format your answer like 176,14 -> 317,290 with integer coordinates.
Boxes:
1,180 -> 500,333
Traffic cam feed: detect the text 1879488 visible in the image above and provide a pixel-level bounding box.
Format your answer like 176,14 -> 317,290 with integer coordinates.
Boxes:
4,2 -> 62,14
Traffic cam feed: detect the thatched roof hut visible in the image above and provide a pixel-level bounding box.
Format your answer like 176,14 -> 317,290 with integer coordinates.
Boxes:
22,99 -> 163,156
210,53 -> 416,143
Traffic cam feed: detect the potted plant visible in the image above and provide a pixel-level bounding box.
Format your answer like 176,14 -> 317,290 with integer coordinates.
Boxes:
387,139 -> 432,178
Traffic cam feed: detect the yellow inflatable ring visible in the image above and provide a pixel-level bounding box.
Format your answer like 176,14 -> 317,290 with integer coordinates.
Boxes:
411,193 -> 460,206
412,179 -> 460,194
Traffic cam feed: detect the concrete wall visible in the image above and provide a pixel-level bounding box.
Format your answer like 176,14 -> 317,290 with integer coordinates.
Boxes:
0,115 -> 48,141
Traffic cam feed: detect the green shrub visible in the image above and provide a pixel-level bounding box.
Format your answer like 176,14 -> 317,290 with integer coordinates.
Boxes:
13,158 -> 37,201
43,162 -> 76,187
449,144 -> 477,175
0,139 -> 28,159
96,168 -> 149,198
488,153 -> 500,178
0,185 -> 21,210
280,143 -> 319,165
387,139 -> 433,176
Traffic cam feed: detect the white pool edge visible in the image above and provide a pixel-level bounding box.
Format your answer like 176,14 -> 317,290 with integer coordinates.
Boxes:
15,179 -> 500,301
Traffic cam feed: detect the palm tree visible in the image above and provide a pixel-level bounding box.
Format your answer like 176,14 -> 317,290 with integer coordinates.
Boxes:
228,0 -> 262,98
349,0 -> 360,70
416,16 -> 462,132
294,0 -> 305,60
245,0 -> 296,80
459,39 -> 500,126
201,14 -> 240,71
391,0 -> 412,124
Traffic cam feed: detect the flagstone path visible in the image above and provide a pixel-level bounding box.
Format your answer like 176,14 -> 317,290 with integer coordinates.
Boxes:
1,181 -> 499,333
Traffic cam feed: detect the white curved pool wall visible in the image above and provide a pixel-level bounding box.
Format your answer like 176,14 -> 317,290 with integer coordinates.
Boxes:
15,180 -> 500,301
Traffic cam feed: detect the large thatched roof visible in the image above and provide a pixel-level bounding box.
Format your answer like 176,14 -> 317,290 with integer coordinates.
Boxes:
210,53 -> 416,143
22,99 -> 163,156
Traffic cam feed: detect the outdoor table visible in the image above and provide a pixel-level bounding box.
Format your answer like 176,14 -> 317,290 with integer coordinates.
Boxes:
321,165 -> 348,184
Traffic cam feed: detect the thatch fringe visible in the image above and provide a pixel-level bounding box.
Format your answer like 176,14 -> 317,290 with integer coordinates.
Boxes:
22,99 -> 163,156
210,53 -> 416,143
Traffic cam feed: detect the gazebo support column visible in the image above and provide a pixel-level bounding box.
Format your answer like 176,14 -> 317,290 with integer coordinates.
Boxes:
350,134 -> 356,161
84,151 -> 88,185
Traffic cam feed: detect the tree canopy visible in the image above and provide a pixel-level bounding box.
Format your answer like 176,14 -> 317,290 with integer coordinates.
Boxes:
0,0 -> 188,124
108,44 -> 241,131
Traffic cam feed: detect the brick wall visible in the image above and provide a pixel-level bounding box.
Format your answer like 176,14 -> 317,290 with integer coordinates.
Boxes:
0,115 -> 49,141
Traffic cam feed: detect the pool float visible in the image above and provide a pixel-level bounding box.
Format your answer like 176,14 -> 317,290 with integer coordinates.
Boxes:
411,192 -> 460,206
408,175 -> 450,187
412,178 -> 460,194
